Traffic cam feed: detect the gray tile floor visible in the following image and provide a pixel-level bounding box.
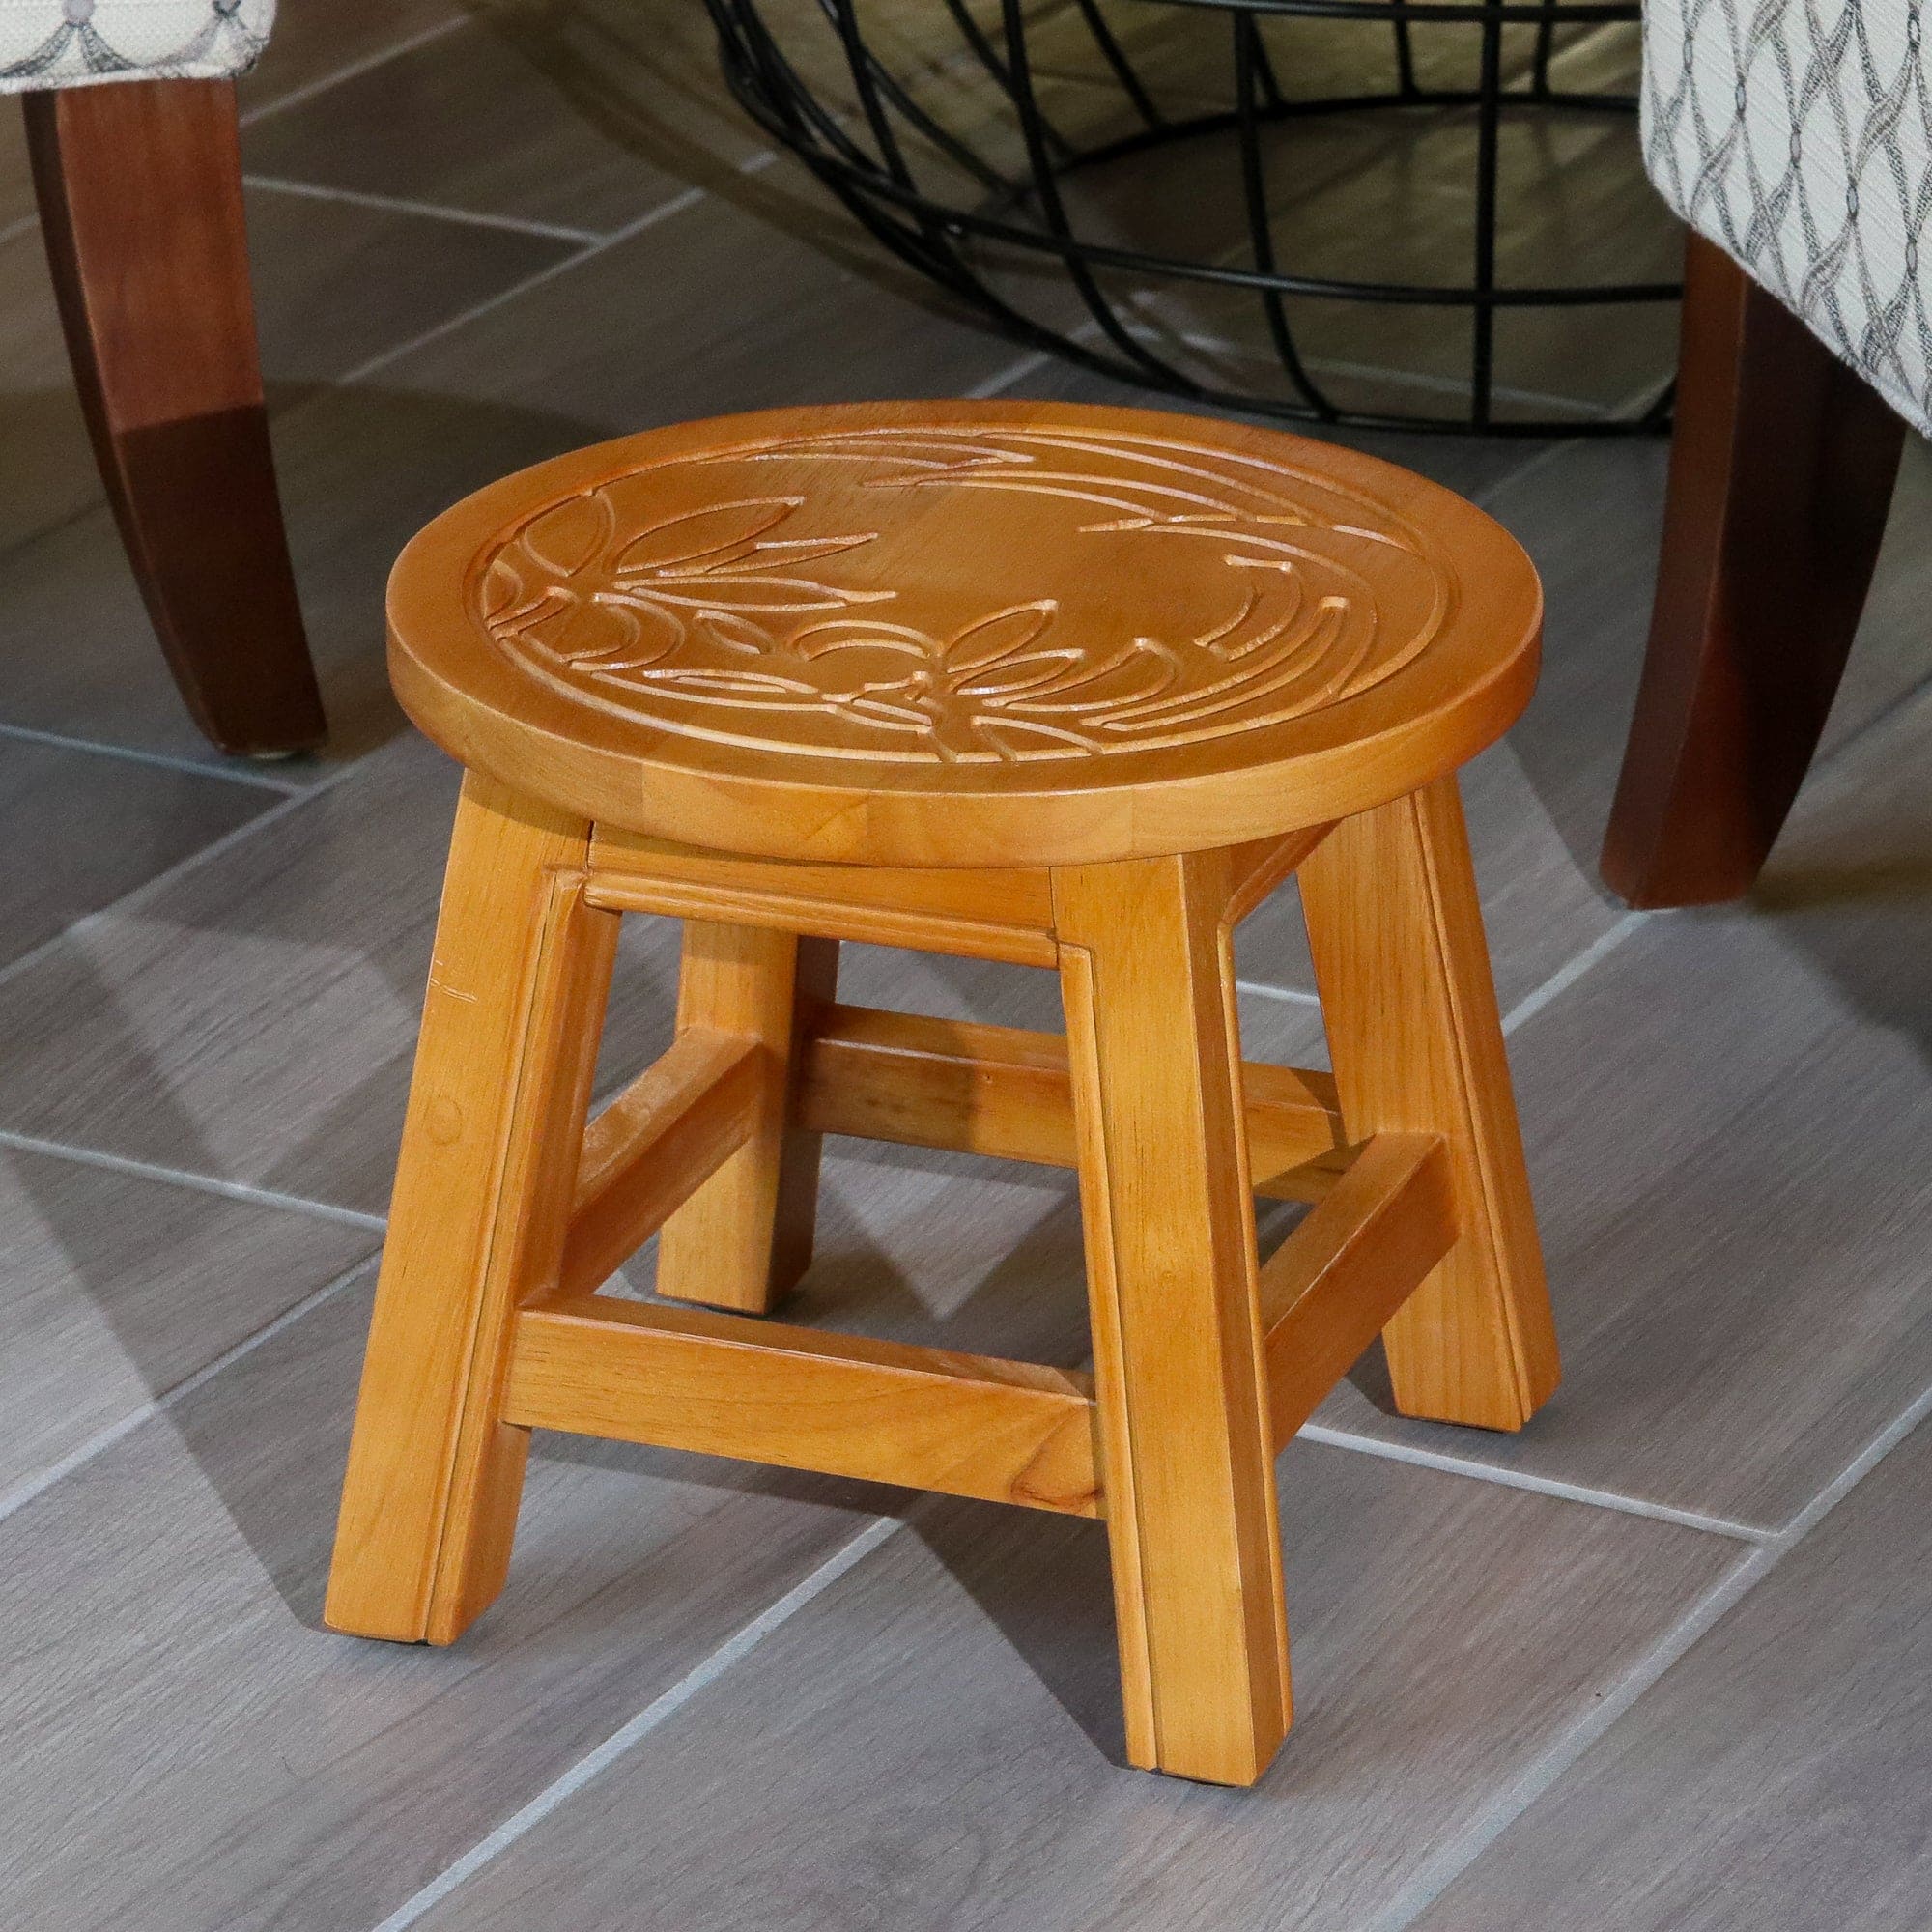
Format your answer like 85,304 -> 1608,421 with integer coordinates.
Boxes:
4,4 -> 1932,1926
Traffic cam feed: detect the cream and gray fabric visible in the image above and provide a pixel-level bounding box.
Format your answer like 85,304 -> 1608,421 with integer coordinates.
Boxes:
0,0 -> 272,92
1642,0 -> 1932,437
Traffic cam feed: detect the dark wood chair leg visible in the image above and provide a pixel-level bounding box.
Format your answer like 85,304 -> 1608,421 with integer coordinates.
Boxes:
23,78 -> 326,757
1600,232 -> 1905,907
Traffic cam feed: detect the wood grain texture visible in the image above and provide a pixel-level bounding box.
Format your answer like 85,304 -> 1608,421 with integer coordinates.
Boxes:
1055,847 -> 1292,1784
388,398 -> 1542,866
558,1028 -> 762,1301
588,827 -> 1058,963
1260,1133 -> 1458,1448
1299,779 -> 1558,1432
794,1002 -> 1350,1201
25,78 -> 324,756
1602,233 -> 1907,909
505,1295 -> 1099,1515
652,923 -> 838,1314
326,773 -> 617,1644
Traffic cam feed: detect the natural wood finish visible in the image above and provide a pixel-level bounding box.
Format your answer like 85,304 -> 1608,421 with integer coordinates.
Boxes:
1299,779 -> 1559,1432
1259,1133 -> 1459,1449
588,829 -> 1057,964
334,394 -> 1556,1788
557,1029 -> 762,1301
1055,848 -> 1292,1786
1226,824 -> 1335,926
653,923 -> 838,1314
390,399 -> 1541,866
1602,233 -> 1906,907
505,1295 -> 1099,1515
325,775 -> 617,1644
794,1002 -> 1350,1200
24,79 -> 324,757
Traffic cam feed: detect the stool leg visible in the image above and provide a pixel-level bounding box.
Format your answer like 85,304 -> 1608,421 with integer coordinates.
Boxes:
1298,779 -> 1559,1431
1054,851 -> 1292,1787
655,923 -> 839,1314
326,774 -> 618,1644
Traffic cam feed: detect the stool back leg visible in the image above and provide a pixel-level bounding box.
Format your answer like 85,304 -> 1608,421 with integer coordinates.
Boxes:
655,925 -> 838,1315
1055,850 -> 1292,1787
1298,778 -> 1560,1431
326,774 -> 618,1644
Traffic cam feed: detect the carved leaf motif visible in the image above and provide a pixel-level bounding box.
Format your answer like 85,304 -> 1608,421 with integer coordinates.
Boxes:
613,498 -> 800,576
940,603 -> 1055,675
480,556 -> 527,624
475,425 -> 1455,764
522,494 -> 614,577
528,596 -> 643,664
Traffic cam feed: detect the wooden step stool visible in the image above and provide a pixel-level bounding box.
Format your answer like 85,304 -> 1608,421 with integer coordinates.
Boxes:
326,401 -> 1559,1787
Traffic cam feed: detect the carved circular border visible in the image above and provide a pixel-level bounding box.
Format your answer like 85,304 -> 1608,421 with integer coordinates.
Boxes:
469,423 -> 1460,767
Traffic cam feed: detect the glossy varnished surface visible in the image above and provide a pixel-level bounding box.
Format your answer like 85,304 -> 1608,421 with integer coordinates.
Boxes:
6,0 -> 1932,1918
388,400 -> 1543,864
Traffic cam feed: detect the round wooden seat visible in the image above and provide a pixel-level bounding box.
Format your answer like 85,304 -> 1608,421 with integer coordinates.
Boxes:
388,400 -> 1541,867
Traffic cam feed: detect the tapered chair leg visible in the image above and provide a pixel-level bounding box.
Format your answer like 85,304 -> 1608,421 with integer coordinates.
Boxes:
327,775 -> 618,1645
1299,780 -> 1559,1432
1601,232 -> 1905,907
655,925 -> 839,1314
1055,850 -> 1292,1787
24,78 -> 325,757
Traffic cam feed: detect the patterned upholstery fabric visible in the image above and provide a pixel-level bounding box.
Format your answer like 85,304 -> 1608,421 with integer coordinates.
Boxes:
0,0 -> 273,92
1642,0 -> 1932,436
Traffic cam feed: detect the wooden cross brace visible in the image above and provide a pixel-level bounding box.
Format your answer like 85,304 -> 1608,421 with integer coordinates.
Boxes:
502,1003 -> 1458,1517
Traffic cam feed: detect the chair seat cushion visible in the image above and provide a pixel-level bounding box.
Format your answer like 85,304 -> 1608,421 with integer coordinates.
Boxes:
1643,0 -> 1932,437
0,0 -> 272,91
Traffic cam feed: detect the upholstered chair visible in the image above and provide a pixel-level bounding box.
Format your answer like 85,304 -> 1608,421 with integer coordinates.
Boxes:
1602,0 -> 1924,904
4,0 -> 324,753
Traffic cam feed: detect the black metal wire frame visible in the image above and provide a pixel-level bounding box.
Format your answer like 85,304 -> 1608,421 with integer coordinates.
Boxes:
706,0 -> 1675,435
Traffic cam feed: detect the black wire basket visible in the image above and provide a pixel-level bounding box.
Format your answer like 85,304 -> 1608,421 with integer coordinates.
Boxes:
703,0 -> 1681,434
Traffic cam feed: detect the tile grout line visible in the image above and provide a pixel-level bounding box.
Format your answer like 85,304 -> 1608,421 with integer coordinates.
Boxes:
0,1126 -> 387,1233
364,1512 -> 905,1932
331,182 -> 709,390
0,719 -> 306,793
1367,1374 -> 1932,1932
242,174 -> 605,245
237,14 -> 471,127
0,757 -> 364,1002
1295,1423 -> 1770,1544
1500,908 -> 1653,1037
0,1248 -> 377,1529
1236,978 -> 1321,1007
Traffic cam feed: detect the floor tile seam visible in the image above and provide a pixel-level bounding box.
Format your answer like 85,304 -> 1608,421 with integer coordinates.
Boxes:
1235,978 -> 1322,1007
1294,1422 -> 1770,1543
361,1513 -> 905,1932
242,174 -> 606,245
238,14 -> 473,128
0,1246 -> 376,1529
0,719 -> 304,793
1117,324 -> 1632,420
0,755 -> 363,1002
0,1125 -> 388,1234
1365,1376 -> 1932,1931
329,180 -> 713,390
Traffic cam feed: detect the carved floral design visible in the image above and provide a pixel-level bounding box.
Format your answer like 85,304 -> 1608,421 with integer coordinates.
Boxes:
473,427 -> 1456,762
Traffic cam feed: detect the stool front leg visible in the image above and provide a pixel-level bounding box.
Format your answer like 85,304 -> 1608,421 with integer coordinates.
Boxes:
326,774 -> 618,1645
1298,779 -> 1559,1432
1054,851 -> 1292,1787
655,925 -> 839,1314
